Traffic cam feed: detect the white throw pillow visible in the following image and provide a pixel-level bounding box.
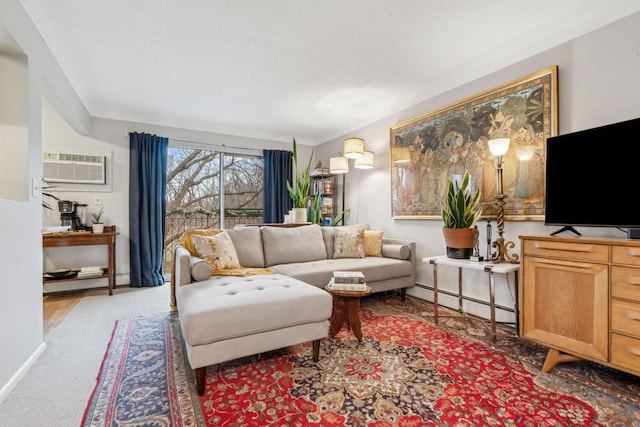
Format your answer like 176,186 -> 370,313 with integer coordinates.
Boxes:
333,227 -> 365,259
192,231 -> 240,271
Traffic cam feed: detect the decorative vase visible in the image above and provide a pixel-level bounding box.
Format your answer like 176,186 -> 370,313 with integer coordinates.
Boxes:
92,223 -> 105,234
442,228 -> 474,259
293,207 -> 308,223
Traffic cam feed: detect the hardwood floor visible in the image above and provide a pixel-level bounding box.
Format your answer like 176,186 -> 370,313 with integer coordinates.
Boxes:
43,291 -> 86,335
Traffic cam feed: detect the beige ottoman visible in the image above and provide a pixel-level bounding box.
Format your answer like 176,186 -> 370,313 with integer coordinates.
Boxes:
175,273 -> 332,395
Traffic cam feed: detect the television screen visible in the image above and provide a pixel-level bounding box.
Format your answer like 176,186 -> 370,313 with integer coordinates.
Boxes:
544,117 -> 640,234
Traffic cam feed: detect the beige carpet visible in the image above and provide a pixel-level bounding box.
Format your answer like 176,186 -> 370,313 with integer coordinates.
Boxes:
0,284 -> 172,426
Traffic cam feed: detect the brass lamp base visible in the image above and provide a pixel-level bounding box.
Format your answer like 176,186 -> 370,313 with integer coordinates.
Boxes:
490,236 -> 519,263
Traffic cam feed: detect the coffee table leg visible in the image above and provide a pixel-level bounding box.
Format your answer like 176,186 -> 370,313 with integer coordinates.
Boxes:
347,297 -> 364,342
329,297 -> 346,338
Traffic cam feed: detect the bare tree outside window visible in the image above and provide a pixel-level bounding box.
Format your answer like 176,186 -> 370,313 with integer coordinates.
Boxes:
163,146 -> 263,273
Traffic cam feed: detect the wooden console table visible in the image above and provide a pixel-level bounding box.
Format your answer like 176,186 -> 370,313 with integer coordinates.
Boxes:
43,226 -> 118,295
423,255 -> 520,344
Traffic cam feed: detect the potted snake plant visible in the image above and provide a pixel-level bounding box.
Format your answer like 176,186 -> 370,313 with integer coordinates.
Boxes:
441,170 -> 482,259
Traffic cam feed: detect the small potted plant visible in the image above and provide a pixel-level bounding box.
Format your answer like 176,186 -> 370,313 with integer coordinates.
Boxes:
441,170 -> 482,259
91,207 -> 105,233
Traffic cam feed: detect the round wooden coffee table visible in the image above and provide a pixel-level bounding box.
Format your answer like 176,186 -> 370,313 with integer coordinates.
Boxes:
325,286 -> 372,342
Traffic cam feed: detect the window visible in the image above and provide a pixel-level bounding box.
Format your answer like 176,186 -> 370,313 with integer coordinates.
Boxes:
163,144 -> 263,272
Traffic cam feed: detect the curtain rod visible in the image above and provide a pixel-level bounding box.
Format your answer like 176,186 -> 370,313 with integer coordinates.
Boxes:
169,137 -> 262,153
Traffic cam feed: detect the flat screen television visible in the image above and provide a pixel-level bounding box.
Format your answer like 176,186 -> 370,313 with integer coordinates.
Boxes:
544,117 -> 640,237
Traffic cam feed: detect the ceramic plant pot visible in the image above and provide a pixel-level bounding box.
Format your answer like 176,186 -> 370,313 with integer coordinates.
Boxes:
293,207 -> 308,223
442,228 -> 474,259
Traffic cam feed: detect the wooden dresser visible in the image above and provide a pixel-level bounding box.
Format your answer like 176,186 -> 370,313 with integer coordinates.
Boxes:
520,235 -> 640,376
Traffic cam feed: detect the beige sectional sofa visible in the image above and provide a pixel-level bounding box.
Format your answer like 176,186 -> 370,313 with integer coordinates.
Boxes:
172,223 -> 416,394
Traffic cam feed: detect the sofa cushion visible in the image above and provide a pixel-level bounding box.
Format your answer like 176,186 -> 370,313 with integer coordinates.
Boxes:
177,274 -> 332,346
321,224 -> 372,259
261,224 -> 327,266
333,227 -> 365,259
190,256 -> 212,281
273,257 -> 413,288
321,227 -> 335,259
364,230 -> 384,257
192,231 -> 241,271
227,226 -> 265,268
180,229 -> 223,255
382,244 -> 411,260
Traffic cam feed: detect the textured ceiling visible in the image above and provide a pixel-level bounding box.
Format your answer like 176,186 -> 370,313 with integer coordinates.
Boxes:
17,0 -> 640,144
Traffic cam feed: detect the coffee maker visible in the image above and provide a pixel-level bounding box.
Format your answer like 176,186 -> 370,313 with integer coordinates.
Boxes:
58,201 -> 88,231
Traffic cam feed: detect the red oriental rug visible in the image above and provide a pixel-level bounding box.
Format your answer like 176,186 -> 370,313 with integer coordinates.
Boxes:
83,295 -> 640,426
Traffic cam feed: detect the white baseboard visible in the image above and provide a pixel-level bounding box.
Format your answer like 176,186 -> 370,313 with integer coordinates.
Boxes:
0,342 -> 46,405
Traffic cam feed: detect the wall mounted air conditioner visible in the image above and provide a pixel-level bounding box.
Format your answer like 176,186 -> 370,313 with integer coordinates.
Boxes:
43,152 -> 107,184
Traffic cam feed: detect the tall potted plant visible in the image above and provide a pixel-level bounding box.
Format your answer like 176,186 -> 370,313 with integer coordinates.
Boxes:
441,171 -> 482,259
286,138 -> 313,223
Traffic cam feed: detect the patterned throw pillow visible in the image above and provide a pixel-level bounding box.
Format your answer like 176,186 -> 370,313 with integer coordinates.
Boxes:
192,231 -> 241,271
364,230 -> 384,257
333,227 -> 365,259
180,229 -> 223,255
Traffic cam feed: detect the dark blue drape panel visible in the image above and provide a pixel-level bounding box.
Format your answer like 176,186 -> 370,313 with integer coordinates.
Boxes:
263,150 -> 293,223
129,132 -> 168,287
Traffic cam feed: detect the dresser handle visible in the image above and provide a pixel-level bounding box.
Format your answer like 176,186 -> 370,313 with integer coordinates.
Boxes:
534,242 -> 593,252
627,311 -> 640,321
629,348 -> 640,357
628,249 -> 640,257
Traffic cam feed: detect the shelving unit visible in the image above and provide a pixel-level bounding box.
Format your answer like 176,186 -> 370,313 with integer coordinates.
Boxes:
309,173 -> 339,225
42,225 -> 118,295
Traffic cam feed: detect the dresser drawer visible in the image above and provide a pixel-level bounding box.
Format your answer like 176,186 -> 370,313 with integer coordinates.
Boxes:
522,240 -> 608,263
610,333 -> 640,375
611,266 -> 640,302
612,245 -> 640,267
611,300 -> 640,337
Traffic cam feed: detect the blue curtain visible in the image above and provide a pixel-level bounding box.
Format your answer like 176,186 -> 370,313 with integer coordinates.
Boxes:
129,132 -> 168,287
263,150 -> 293,223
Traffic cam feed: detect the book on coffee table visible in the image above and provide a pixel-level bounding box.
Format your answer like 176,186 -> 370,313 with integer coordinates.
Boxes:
327,278 -> 367,291
333,271 -> 365,284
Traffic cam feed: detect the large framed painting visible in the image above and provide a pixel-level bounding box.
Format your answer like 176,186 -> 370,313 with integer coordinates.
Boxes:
390,66 -> 558,220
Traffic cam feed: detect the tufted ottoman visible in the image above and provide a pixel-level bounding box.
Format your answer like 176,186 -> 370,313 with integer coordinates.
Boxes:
175,273 -> 333,395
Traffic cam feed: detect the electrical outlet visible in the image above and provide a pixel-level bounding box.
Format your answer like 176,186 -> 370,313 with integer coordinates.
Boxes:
94,195 -> 103,205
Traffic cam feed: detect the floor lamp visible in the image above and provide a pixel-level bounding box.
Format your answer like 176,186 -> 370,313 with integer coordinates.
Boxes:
487,138 -> 519,263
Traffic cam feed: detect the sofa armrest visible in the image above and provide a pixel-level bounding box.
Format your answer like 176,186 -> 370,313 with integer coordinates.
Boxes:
381,238 -> 416,283
171,246 -> 193,311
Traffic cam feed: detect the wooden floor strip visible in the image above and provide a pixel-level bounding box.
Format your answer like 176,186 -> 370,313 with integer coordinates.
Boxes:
43,291 -> 86,336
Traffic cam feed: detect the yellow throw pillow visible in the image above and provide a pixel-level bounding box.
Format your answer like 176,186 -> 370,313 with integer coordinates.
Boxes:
191,231 -> 240,271
333,227 -> 365,259
180,229 -> 223,256
364,230 -> 384,257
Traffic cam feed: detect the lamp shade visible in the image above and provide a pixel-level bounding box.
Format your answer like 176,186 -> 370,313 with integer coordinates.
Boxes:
343,138 -> 365,159
488,138 -> 511,156
393,146 -> 411,164
329,155 -> 349,174
354,151 -> 375,169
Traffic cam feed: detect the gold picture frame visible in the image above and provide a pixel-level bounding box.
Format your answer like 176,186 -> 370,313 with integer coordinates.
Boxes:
390,66 -> 558,220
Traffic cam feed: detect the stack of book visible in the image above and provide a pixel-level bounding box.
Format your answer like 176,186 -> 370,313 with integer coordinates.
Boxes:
77,266 -> 103,279
328,271 -> 366,291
